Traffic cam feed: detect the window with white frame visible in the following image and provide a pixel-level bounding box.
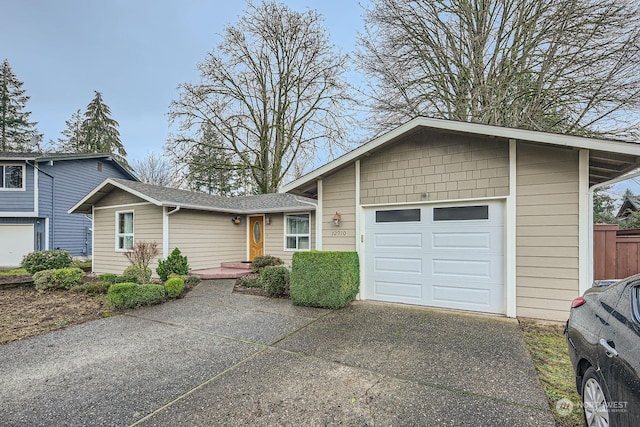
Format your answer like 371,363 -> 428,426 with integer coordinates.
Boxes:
285,213 -> 310,250
116,211 -> 134,251
0,164 -> 24,190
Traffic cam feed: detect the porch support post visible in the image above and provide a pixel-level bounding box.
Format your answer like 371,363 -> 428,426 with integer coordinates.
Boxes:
316,179 -> 323,250
579,149 -> 590,294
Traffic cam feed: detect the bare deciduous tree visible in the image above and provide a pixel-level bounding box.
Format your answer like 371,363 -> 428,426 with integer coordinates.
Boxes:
168,1 -> 353,193
358,0 -> 640,138
134,151 -> 173,187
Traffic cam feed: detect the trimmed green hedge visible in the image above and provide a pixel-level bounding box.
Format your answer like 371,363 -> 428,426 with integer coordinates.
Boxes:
108,283 -> 166,309
290,251 -> 359,309
22,250 -> 73,274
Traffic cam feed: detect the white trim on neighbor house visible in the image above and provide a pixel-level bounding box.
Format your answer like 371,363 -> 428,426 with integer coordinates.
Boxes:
115,210 -> 134,252
316,179 -> 323,250
283,211 -> 312,252
0,212 -> 38,217
505,139 -> 517,318
90,207 -> 94,272
281,117 -> 640,194
94,202 -> 154,211
579,149 -> 590,294
45,216 -> 50,251
33,163 -> 38,216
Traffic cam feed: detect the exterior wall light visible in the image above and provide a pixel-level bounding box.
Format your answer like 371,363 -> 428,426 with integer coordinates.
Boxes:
232,216 -> 242,225
265,217 -> 271,225
333,212 -> 342,226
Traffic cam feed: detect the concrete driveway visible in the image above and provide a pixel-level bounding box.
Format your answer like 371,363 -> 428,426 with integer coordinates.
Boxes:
0,280 -> 554,426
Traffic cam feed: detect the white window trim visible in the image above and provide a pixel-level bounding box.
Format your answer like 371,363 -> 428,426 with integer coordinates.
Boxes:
0,163 -> 26,191
115,210 -> 134,252
283,211 -> 311,252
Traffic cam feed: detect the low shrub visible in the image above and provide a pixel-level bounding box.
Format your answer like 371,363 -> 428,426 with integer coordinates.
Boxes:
164,277 -> 185,299
108,283 -> 166,309
52,267 -> 84,289
85,281 -> 111,295
238,273 -> 262,288
117,273 -> 140,284
33,269 -> 56,291
98,273 -> 119,284
22,250 -> 73,274
136,284 -> 166,305
251,255 -> 283,273
108,283 -> 139,309
123,265 -> 152,284
290,251 -> 359,309
262,266 -> 290,297
156,248 -> 189,281
168,273 -> 200,286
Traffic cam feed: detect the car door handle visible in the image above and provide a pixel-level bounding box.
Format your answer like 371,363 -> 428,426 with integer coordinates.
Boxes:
599,338 -> 619,358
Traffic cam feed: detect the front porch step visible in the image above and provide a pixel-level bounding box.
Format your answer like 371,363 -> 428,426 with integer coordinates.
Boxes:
220,262 -> 252,270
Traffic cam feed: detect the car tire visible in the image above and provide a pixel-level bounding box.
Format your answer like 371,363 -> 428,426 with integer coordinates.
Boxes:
582,366 -> 611,427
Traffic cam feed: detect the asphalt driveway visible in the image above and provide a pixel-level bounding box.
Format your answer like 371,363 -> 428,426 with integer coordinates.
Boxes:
0,280 -> 554,426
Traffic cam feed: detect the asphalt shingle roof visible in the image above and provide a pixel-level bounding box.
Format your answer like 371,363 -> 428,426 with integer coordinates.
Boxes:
80,178 -> 317,214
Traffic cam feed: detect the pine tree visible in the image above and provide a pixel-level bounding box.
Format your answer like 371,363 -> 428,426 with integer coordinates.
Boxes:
56,109 -> 84,152
0,59 -> 41,151
80,91 -> 128,165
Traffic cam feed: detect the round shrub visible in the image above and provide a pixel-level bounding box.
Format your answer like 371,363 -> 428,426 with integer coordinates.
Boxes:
238,273 -> 262,288
98,273 -> 119,284
136,284 -> 166,306
123,265 -> 152,284
22,250 -> 73,274
251,255 -> 283,273
262,266 -> 290,297
108,282 -> 139,309
33,269 -> 56,291
164,277 -> 185,299
156,248 -> 189,281
52,267 -> 85,289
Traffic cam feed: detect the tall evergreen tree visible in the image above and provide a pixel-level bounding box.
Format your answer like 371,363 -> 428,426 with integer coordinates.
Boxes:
80,91 -> 128,165
0,59 -> 41,151
56,109 -> 84,152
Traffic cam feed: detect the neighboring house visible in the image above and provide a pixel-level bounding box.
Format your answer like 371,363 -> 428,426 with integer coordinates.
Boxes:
72,117 -> 640,321
69,179 -> 317,275
616,195 -> 640,219
0,153 -> 137,266
281,117 -> 640,321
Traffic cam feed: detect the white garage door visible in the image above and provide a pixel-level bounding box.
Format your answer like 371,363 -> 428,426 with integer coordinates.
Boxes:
364,202 -> 504,314
0,225 -> 34,267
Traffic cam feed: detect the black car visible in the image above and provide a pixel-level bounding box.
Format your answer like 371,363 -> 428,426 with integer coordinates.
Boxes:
565,275 -> 640,426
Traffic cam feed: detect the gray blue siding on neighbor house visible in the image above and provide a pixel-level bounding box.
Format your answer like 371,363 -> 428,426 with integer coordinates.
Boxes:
0,162 -> 35,212
38,159 -> 129,256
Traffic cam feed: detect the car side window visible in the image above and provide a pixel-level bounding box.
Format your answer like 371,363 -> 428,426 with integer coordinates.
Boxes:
632,286 -> 640,324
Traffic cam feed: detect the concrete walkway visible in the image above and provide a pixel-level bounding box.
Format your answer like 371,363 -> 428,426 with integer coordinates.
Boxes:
0,280 -> 554,426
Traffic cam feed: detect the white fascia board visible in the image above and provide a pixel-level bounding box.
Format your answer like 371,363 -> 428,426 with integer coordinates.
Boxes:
282,117 -> 640,193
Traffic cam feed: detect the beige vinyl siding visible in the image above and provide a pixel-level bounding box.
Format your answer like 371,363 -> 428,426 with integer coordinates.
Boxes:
95,188 -> 146,207
322,165 -> 356,251
516,143 -> 579,321
93,203 -> 163,275
168,209 -> 245,270
264,211 -> 315,266
360,130 -> 509,205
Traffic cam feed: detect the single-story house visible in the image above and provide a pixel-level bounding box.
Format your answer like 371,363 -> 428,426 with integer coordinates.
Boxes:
0,152 -> 137,266
69,179 -> 317,275
71,117 -> 640,321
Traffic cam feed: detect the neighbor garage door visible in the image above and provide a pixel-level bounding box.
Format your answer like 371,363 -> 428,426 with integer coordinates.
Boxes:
364,201 -> 504,314
0,225 -> 34,267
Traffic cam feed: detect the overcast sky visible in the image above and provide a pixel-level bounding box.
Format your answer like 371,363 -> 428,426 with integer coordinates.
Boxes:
1,0 -> 365,165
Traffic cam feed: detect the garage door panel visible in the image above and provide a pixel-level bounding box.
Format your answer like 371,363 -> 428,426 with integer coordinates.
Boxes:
375,257 -> 422,274
0,225 -> 34,267
375,233 -> 422,248
375,280 -> 422,300
365,201 -> 505,314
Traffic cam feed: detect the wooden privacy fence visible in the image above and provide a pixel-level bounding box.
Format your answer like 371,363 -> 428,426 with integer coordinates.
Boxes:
594,224 -> 640,280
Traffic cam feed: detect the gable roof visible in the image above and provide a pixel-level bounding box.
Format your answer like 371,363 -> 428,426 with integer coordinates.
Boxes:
0,152 -> 138,181
69,178 -> 317,215
281,117 -> 640,195
616,195 -> 640,218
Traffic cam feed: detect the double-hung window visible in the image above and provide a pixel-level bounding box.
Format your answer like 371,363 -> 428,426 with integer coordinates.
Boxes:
116,211 -> 134,251
0,164 -> 24,190
285,213 -> 310,250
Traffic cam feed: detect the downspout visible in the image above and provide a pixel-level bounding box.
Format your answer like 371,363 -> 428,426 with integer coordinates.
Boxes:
587,168 -> 640,291
28,161 -> 55,250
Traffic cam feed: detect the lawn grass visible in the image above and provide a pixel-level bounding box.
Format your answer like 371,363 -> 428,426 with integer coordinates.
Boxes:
0,268 -> 29,276
520,319 -> 583,427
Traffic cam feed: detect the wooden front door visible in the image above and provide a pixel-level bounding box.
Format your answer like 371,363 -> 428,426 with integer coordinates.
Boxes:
249,216 -> 264,261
